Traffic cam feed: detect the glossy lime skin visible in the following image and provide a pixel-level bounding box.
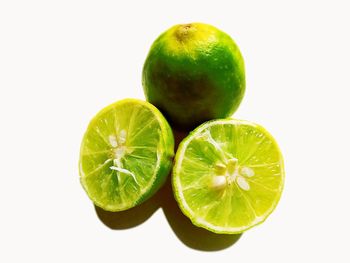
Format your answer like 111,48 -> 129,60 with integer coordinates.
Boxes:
142,23 -> 245,129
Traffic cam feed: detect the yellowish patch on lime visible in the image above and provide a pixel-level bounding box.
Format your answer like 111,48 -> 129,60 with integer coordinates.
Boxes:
165,23 -> 218,57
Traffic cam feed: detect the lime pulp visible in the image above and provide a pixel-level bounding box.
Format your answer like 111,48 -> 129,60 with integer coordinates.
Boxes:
79,99 -> 174,211
172,119 -> 284,234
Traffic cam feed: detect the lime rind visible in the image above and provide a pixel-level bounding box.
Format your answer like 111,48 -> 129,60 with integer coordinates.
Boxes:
79,98 -> 174,212
172,119 -> 284,234
142,23 -> 245,129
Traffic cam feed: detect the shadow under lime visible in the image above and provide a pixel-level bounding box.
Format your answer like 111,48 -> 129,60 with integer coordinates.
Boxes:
94,128 -> 242,251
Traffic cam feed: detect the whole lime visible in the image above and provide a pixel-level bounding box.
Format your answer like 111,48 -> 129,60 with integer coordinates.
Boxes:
142,23 -> 245,129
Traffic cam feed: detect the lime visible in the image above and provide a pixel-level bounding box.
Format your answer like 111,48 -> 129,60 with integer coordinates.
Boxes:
142,23 -> 245,129
79,99 -> 174,212
172,119 -> 284,234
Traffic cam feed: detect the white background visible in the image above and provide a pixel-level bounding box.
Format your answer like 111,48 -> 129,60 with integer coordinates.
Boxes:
1,0 -> 350,262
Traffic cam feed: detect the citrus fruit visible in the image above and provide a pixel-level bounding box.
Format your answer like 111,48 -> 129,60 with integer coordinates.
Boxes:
79,99 -> 174,212
142,22 -> 245,129
172,119 -> 284,234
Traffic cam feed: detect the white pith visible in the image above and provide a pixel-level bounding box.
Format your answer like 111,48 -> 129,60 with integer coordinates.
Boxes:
211,158 -> 255,191
108,130 -> 139,185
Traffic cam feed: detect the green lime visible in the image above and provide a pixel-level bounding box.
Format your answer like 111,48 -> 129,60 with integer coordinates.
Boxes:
79,99 -> 174,212
142,23 -> 245,129
172,119 -> 284,234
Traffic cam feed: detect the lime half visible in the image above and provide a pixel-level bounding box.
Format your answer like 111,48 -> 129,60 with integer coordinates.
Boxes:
172,119 -> 284,234
79,99 -> 174,211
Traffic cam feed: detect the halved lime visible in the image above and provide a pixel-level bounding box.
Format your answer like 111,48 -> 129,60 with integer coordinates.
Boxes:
79,99 -> 174,212
172,119 -> 284,234
142,23 -> 245,129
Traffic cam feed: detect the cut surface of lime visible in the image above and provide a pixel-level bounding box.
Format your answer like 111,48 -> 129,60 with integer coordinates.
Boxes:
79,99 -> 174,212
172,119 -> 284,234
